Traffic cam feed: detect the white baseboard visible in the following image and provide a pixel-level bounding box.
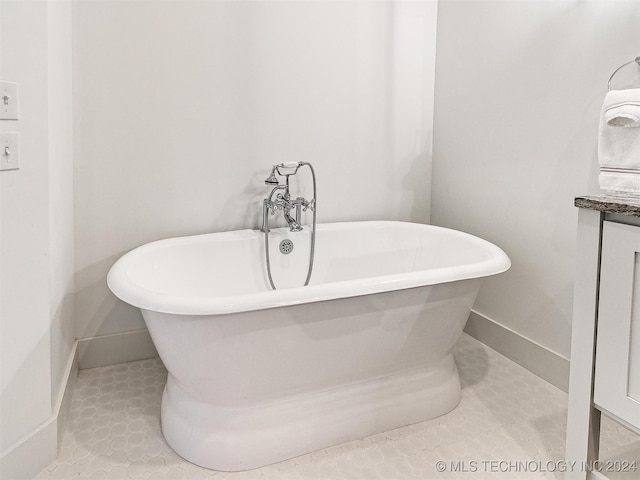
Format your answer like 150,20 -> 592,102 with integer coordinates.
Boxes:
78,328 -> 158,369
464,310 -> 570,393
0,342 -> 78,480
57,345 -> 78,444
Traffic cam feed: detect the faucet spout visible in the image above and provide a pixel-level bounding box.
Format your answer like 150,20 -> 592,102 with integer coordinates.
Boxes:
283,209 -> 303,232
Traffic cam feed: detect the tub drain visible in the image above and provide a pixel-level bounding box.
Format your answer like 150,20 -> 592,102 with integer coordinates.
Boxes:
279,239 -> 294,255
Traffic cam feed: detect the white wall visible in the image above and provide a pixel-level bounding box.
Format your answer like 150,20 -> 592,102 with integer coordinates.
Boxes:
432,0 -> 640,359
73,1 -> 438,341
47,0 -> 75,406
0,0 -> 53,454
0,0 -> 74,462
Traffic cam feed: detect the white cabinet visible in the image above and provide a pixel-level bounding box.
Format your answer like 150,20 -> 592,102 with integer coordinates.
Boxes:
594,221 -> 640,431
566,201 -> 640,480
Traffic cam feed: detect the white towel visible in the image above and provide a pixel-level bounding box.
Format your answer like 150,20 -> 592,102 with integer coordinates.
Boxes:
599,88 -> 640,193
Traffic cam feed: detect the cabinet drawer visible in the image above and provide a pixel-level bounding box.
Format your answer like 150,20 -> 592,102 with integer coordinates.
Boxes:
593,221 -> 640,431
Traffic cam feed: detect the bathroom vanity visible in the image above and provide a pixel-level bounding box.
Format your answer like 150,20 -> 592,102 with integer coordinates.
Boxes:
566,195 -> 640,480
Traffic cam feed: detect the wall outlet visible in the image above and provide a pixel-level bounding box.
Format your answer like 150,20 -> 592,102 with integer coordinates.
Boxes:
0,132 -> 19,171
1,81 -> 19,120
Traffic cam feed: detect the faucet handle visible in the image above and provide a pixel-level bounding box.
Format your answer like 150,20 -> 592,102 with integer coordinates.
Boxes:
302,198 -> 315,212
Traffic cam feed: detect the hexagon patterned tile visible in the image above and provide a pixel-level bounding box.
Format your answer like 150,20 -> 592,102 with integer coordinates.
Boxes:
33,335 -> 638,480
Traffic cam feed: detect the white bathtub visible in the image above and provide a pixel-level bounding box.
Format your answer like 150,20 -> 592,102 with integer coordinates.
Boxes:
107,221 -> 510,471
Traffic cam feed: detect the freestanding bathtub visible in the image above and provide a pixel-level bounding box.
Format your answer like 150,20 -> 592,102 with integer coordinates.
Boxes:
107,221 -> 510,471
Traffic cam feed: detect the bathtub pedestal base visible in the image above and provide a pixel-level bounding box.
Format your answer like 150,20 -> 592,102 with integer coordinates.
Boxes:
160,355 -> 461,471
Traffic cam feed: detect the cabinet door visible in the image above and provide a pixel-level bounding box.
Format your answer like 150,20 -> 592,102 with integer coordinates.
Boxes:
594,221 -> 640,432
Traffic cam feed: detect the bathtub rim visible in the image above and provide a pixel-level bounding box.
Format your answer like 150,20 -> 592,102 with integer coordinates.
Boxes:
107,220 -> 510,316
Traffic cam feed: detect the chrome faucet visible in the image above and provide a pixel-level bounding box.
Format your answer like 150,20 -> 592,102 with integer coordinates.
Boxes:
261,162 -> 317,290
262,162 -> 315,232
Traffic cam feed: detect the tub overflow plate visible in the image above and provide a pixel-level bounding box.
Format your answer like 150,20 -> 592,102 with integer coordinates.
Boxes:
279,239 -> 294,255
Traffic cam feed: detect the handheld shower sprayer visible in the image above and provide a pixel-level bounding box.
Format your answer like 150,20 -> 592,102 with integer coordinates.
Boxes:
264,166 -> 279,186
264,162 -> 304,185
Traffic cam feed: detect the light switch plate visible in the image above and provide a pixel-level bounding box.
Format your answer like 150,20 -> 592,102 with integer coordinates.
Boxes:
1,81 -> 19,120
0,132 -> 19,171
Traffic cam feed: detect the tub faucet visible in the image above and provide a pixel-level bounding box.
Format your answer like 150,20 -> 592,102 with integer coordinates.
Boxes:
262,162 -> 315,232
261,162 -> 317,290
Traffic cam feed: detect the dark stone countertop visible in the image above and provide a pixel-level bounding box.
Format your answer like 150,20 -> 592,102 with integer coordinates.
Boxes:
575,194 -> 640,217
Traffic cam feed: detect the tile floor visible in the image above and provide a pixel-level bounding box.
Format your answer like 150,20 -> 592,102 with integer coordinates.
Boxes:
34,334 -> 639,480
